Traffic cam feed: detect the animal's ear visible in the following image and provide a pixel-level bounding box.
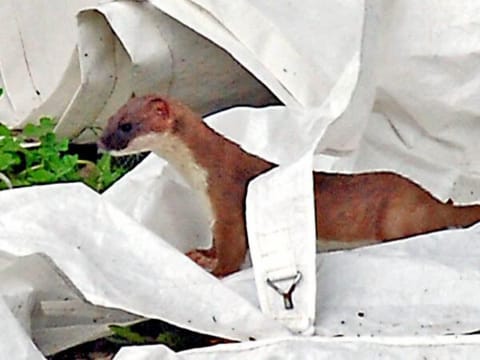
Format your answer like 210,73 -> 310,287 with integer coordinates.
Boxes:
130,92 -> 136,99
147,97 -> 175,131
149,98 -> 170,117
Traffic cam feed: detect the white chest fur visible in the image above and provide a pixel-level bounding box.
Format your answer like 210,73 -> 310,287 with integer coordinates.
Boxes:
123,132 -> 216,228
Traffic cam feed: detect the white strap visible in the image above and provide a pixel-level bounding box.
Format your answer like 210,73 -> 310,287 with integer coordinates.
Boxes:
247,151 -> 316,334
245,0 -> 383,334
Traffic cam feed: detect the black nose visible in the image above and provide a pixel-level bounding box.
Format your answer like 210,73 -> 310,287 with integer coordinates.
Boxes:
98,132 -> 129,151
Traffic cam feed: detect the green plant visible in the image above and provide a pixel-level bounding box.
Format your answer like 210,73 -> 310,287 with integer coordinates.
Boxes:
0,115 -> 126,192
108,324 -> 182,348
108,325 -> 150,345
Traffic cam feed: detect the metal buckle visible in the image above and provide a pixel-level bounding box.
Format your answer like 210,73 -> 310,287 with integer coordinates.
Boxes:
266,271 -> 302,310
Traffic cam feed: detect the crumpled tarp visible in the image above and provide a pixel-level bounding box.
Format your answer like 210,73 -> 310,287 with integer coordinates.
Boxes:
1,0 -> 480,359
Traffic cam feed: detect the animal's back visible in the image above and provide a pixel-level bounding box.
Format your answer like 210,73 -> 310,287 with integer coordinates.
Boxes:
314,171 -> 480,250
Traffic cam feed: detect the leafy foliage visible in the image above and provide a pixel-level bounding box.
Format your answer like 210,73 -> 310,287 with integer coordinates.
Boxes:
0,115 -> 126,192
81,150 -> 126,192
108,324 -> 182,348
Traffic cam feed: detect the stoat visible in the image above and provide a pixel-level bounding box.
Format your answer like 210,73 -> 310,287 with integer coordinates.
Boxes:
99,95 -> 480,276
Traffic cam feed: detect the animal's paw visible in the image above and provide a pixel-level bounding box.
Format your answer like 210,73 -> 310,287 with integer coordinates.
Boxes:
185,248 -> 218,273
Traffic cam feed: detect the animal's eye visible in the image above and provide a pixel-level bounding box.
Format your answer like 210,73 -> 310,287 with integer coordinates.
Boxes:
119,123 -> 133,133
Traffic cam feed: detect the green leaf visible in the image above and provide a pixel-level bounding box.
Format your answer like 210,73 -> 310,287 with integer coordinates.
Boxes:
23,124 -> 42,138
46,157 -> 66,175
96,152 -> 112,172
62,154 -> 79,169
0,137 -> 22,153
0,153 -> 20,171
23,117 -> 55,138
56,137 -> 69,152
0,124 -> 10,136
40,132 -> 57,147
57,155 -> 80,180
155,332 -> 181,347
109,325 -> 148,344
0,88 -> 3,97
27,168 -> 56,183
0,113 -> 128,192
39,117 -> 54,128
84,153 -> 126,192
23,148 -> 42,167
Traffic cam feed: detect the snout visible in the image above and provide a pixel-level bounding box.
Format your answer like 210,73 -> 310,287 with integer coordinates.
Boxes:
97,131 -> 130,152
97,136 -> 108,152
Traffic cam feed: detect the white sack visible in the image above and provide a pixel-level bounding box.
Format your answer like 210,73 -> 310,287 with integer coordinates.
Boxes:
3,0 -> 480,199
2,175 -> 480,358
0,0 -> 100,126
0,0 -> 277,141
0,184 -> 288,341
2,0 -> 480,358
0,298 -> 44,360
114,336 -> 480,360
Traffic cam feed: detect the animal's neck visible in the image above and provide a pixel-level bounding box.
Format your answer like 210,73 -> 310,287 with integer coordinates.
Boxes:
169,101 -> 273,182
144,123 -> 215,228
141,101 -> 225,194
147,132 -> 206,191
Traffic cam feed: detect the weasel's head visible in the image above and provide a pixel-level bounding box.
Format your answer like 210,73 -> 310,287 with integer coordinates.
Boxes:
98,95 -> 175,155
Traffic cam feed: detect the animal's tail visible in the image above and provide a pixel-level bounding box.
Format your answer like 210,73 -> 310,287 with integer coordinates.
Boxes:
443,203 -> 480,229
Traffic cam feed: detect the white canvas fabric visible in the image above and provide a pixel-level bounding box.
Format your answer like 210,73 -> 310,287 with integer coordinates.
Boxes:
1,0 -> 480,358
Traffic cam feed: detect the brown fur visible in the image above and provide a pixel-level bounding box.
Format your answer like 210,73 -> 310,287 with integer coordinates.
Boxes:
99,95 -> 480,276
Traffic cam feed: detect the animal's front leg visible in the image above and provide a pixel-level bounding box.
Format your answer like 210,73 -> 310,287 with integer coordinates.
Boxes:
186,214 -> 247,276
185,248 -> 218,273
211,216 -> 248,276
